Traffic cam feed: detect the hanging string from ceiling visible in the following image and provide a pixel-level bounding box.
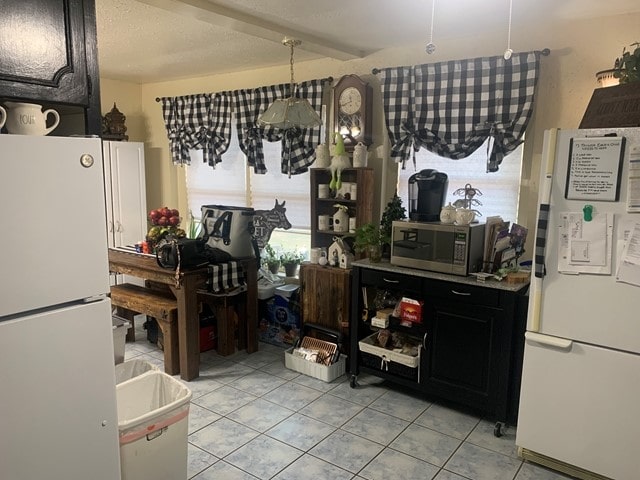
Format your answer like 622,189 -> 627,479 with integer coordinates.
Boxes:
425,0 -> 436,54
504,0 -> 514,60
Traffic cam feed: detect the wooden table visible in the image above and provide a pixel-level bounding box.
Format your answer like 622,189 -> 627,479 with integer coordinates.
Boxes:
108,248 -> 258,381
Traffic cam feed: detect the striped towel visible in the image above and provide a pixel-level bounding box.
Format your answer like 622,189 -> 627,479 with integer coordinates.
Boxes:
208,261 -> 246,293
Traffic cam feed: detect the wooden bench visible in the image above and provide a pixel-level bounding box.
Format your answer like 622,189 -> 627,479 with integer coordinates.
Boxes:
110,283 -> 179,375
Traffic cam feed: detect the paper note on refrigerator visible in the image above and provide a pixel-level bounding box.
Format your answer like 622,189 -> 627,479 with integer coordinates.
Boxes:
626,146 -> 640,212
616,223 -> 640,287
558,212 -> 613,274
565,137 -> 625,202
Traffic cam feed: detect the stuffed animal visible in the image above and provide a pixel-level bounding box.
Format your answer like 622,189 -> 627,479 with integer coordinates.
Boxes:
329,133 -> 352,191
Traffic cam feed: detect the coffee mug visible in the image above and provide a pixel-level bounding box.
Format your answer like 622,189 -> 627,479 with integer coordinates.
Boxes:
318,184 -> 330,199
315,143 -> 330,168
318,215 -> 332,231
310,247 -> 322,264
0,106 -> 6,130
4,102 -> 60,136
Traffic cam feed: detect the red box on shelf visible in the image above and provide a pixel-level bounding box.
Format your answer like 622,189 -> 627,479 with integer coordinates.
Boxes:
399,299 -> 423,324
200,325 -> 218,352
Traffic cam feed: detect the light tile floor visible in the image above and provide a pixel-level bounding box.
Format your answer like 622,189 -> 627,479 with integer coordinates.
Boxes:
123,326 -> 578,480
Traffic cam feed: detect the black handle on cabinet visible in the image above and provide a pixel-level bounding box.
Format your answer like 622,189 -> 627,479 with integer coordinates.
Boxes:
423,332 -> 428,350
383,277 -> 400,284
451,290 -> 471,296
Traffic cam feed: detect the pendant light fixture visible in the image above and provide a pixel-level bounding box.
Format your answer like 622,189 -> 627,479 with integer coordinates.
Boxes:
425,0 -> 436,54
504,0 -> 513,59
258,37 -> 322,129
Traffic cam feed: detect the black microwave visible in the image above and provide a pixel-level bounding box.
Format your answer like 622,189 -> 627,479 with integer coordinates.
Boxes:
390,221 -> 485,276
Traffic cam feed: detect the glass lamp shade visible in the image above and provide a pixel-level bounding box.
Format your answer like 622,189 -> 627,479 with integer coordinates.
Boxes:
258,97 -> 322,129
596,69 -> 620,88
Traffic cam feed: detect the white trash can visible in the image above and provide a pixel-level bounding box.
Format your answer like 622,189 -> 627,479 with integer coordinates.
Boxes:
117,371 -> 192,480
114,359 -> 159,385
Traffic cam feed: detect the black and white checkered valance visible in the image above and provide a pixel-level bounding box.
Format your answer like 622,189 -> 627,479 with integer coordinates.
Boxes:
380,52 -> 540,172
160,92 -> 233,167
233,78 -> 326,175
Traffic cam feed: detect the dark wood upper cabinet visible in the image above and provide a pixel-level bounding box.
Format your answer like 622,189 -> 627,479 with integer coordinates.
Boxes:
0,0 -> 101,135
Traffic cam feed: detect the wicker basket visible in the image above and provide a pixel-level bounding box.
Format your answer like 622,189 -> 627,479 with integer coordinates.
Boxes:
298,336 -> 338,366
358,332 -> 420,381
284,323 -> 346,383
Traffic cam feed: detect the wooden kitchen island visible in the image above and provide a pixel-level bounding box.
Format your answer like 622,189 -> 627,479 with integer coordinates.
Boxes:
108,248 -> 258,381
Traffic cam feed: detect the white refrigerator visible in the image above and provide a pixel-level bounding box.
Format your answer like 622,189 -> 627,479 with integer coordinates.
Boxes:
0,135 -> 121,479
516,128 -> 640,480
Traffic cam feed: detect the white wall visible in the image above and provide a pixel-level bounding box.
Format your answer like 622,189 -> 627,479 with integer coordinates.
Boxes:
101,12 -> 640,260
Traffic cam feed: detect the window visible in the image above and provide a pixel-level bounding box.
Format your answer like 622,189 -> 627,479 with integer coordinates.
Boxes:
186,125 -> 311,257
397,140 -> 523,223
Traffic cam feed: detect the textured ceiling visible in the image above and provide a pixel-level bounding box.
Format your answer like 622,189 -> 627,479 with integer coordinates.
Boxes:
95,0 -> 640,84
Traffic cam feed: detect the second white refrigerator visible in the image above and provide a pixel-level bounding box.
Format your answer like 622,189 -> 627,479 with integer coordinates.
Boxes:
0,134 -> 121,479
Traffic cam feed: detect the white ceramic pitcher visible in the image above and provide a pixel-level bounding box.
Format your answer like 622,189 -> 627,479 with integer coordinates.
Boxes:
4,102 -> 60,136
0,105 -> 6,130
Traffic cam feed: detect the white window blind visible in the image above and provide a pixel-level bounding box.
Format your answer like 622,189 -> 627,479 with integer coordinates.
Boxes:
397,140 -> 523,223
186,125 -> 311,253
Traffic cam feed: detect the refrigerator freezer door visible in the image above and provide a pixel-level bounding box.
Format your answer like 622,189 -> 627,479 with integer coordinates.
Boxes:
517,335 -> 640,480
529,128 -> 640,355
0,299 -> 120,479
1,135 -> 110,317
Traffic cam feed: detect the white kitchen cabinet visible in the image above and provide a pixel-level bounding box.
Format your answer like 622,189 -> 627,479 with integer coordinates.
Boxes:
103,141 -> 147,285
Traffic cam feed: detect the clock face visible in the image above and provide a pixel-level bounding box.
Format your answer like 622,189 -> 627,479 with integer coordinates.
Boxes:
339,87 -> 362,115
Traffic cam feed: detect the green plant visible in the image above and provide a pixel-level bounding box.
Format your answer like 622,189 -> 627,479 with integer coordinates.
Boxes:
186,210 -> 202,239
280,249 -> 305,265
613,42 -> 640,84
352,222 -> 383,254
380,192 -> 407,245
263,244 -> 280,264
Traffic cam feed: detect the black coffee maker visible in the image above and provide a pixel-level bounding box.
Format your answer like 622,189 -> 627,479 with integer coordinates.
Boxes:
408,169 -> 448,221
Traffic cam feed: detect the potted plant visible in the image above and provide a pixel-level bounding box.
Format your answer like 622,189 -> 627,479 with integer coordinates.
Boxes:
280,249 -> 305,277
379,192 -> 407,258
263,244 -> 281,274
353,222 -> 383,262
613,42 -> 640,84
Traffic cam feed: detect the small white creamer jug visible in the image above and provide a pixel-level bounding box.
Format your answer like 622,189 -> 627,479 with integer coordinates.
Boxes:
353,142 -> 368,168
4,102 -> 60,136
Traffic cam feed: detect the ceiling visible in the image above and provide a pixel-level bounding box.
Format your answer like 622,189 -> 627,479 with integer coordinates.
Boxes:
95,0 -> 640,84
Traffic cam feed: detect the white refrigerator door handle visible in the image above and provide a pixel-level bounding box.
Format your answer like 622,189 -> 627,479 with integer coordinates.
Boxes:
525,331 -> 573,349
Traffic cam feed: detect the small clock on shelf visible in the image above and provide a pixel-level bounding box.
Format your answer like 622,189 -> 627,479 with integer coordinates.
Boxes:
333,74 -> 373,151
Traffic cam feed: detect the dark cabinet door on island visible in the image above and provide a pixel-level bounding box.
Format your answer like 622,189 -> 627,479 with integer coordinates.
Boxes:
422,300 -> 507,418
0,0 -> 101,134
